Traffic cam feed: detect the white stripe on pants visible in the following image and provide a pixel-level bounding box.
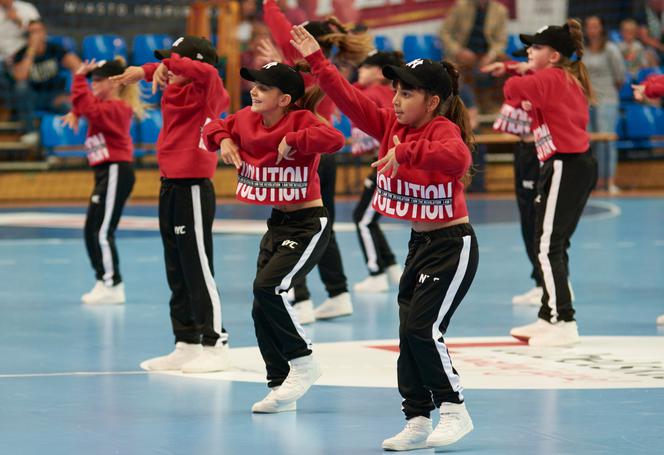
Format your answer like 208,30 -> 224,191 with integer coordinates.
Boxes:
191,185 -> 224,345
99,163 -> 118,286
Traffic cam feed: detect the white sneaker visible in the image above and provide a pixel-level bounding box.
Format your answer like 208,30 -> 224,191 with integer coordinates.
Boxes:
510,318 -> 553,341
657,314 -> 664,325
528,320 -> 580,347
81,281 -> 104,302
252,386 -> 297,413
140,342 -> 202,371
387,264 -> 402,286
512,286 -> 543,306
382,416 -> 432,451
353,273 -> 389,293
82,282 -> 126,305
608,184 -> 621,195
20,131 -> 39,146
272,355 -> 322,404
293,300 -> 316,325
314,292 -> 353,320
181,344 -> 231,373
427,402 -> 474,447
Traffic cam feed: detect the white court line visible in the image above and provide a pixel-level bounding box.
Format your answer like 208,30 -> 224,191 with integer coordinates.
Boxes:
655,240 -> 664,247
0,371 -> 146,379
42,258 -> 71,264
617,241 -> 635,248
581,243 -> 603,249
136,256 -> 160,262
0,259 -> 16,265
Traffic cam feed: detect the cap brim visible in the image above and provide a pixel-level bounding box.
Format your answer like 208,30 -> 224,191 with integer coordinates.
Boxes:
240,67 -> 277,86
382,65 -> 423,88
154,49 -> 171,60
519,34 -> 536,46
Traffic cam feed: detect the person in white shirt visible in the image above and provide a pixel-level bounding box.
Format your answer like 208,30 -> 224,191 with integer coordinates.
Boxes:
0,0 -> 40,63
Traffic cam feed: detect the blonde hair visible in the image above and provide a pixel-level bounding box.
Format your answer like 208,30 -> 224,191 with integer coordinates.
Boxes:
555,19 -> 595,103
114,57 -> 146,119
310,16 -> 374,66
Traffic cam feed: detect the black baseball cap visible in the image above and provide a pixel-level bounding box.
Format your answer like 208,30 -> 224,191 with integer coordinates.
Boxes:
303,20 -> 334,38
154,35 -> 218,65
519,25 -> 576,58
361,50 -> 404,68
383,58 -> 453,99
240,62 -> 305,102
88,59 -> 126,79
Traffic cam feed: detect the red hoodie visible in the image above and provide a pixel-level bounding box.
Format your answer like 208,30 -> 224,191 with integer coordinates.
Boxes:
71,74 -> 133,166
263,0 -> 336,123
351,82 -> 394,155
142,54 -> 229,179
644,74 -> 664,98
503,67 -> 589,161
305,50 -> 471,223
202,107 -> 344,205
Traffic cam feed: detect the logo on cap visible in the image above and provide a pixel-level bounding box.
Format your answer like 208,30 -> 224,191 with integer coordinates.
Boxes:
173,37 -> 184,47
263,62 -> 279,69
406,59 -> 424,69
196,53 -> 203,60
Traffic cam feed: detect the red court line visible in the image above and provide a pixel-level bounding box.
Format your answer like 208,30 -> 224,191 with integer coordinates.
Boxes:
369,340 -> 527,353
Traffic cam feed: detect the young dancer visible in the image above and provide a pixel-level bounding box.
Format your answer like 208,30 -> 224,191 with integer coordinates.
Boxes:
110,36 -> 231,373
632,79 -> 664,326
63,58 -> 142,305
263,0 -> 373,323
482,54 -> 543,306
203,62 -> 345,413
290,25 -> 478,450
497,21 -> 597,346
350,50 -> 404,296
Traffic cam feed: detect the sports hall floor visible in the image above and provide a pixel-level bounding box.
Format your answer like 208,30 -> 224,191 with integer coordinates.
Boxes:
0,196 -> 662,454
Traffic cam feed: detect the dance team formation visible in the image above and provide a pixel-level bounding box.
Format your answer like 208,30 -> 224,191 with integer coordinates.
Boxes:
58,0 -> 664,450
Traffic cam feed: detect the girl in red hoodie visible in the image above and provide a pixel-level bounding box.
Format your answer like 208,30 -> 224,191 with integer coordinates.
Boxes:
62,58 -> 142,306
486,21 -> 597,346
263,0 -> 374,324
111,36 -> 231,374
349,50 -> 405,299
203,62 -> 344,414
291,25 -> 478,451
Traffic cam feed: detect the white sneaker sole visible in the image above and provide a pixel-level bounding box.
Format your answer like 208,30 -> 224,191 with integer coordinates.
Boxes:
314,307 -> 353,320
252,400 -> 297,413
382,439 -> 429,451
83,297 -> 125,305
426,422 -> 473,447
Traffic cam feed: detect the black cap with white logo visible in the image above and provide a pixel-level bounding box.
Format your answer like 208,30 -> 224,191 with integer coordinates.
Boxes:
519,25 -> 576,58
361,50 -> 405,68
240,62 -> 305,102
88,59 -> 126,79
382,58 -> 453,99
154,35 -> 218,65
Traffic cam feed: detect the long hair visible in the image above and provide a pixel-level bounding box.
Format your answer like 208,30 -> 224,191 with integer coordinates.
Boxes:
584,15 -> 608,51
308,16 -> 374,66
556,19 -> 594,103
289,61 -> 327,123
114,57 -> 145,119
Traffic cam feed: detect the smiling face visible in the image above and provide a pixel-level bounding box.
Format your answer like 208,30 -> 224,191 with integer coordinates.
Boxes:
527,44 -> 560,71
392,82 -> 440,128
249,82 -> 291,115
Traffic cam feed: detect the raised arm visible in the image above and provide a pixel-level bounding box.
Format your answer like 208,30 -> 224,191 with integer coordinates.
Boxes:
285,122 -> 345,155
162,54 -> 219,85
263,0 -> 300,63
290,26 -> 391,140
394,124 -> 471,178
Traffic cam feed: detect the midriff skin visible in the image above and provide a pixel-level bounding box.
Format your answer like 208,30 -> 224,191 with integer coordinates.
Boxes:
273,198 -> 323,212
412,216 -> 469,233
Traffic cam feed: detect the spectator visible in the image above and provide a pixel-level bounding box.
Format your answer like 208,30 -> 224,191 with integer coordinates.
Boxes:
440,0 -> 508,113
618,18 -> 651,75
584,15 -> 626,193
440,0 -> 508,70
0,0 -> 39,63
11,20 -> 81,144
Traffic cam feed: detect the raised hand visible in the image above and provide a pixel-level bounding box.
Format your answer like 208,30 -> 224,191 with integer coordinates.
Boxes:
75,59 -> 99,76
276,137 -> 296,164
632,84 -> 646,102
220,138 -> 242,169
256,38 -> 284,67
506,61 -> 532,75
60,112 -> 79,133
289,25 -> 321,58
152,63 -> 168,94
109,66 -> 145,86
372,135 -> 401,178
480,62 -> 506,77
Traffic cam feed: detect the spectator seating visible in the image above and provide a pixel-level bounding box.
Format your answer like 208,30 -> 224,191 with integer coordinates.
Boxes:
373,35 -> 394,51
132,34 -> 173,65
48,35 -> 77,53
82,34 -> 128,62
135,109 -> 162,156
402,34 -> 443,62
138,80 -> 161,107
41,114 -> 88,158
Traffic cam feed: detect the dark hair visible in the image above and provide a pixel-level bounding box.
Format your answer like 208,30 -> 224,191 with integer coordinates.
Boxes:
308,16 -> 373,65
584,15 -> 608,51
291,61 -> 327,123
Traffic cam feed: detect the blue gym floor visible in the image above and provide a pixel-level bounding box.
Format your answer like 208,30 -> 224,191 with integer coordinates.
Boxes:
1,196 -> 663,454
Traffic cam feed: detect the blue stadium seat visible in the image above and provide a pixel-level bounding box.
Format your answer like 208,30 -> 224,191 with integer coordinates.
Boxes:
506,34 -> 523,58
403,34 -> 442,62
423,35 -> 443,61
373,35 -> 394,51
82,34 -> 128,62
135,109 -> 162,156
623,103 -> 657,138
132,34 -> 173,65
635,66 -> 663,83
41,114 -> 89,157
609,29 -> 622,43
333,113 -> 352,153
619,72 -> 634,101
48,35 -> 76,53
